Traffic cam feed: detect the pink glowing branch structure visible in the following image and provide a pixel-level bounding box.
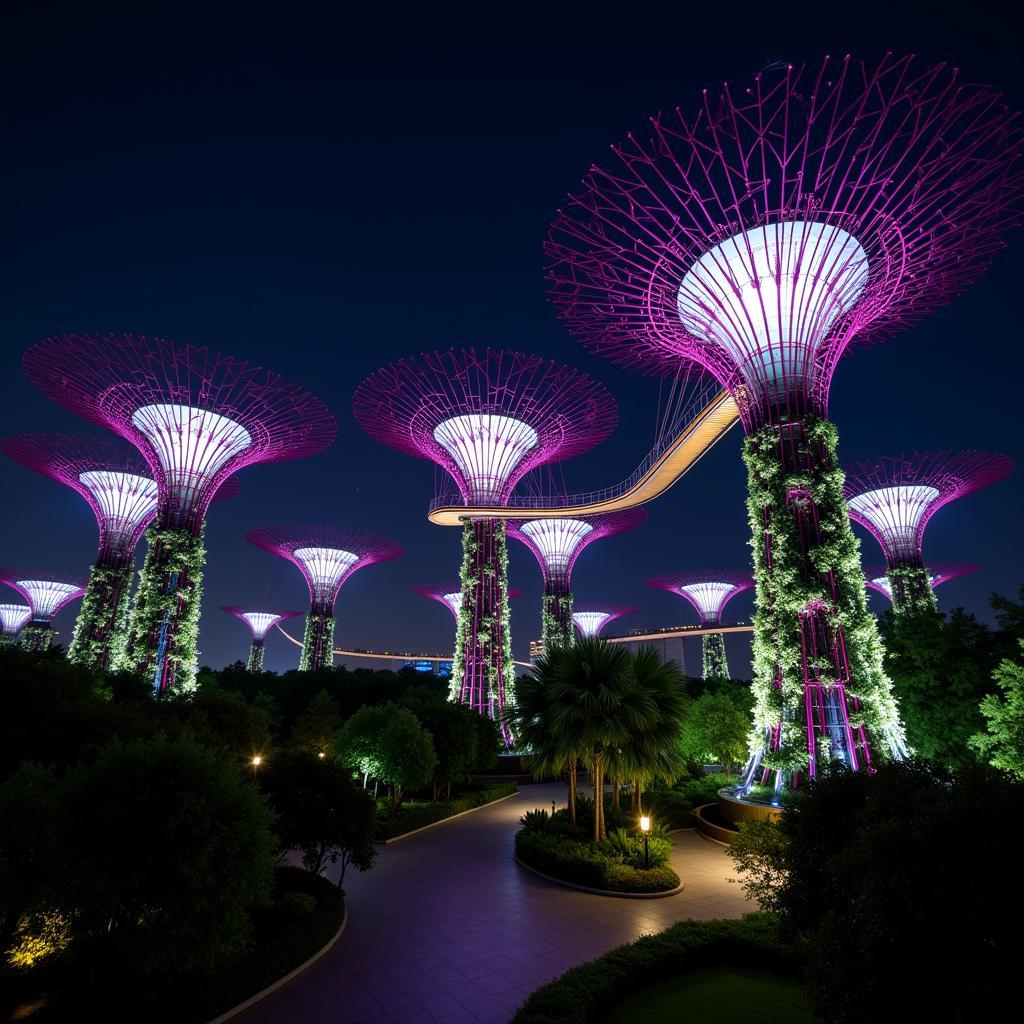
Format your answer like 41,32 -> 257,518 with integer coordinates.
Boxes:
23,334 -> 336,533
844,451 -> 1012,567
571,604 -> 637,638
863,563 -> 978,603
646,571 -> 754,625
0,604 -> 33,639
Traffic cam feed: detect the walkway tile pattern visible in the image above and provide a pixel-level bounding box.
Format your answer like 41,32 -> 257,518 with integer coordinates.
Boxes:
241,783 -> 753,1024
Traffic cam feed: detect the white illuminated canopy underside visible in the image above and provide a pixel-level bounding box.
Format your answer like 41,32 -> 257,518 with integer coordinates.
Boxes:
0,604 -> 32,634
79,470 -> 158,546
677,582 -> 742,623
294,546 -> 360,602
16,580 -> 82,619
239,611 -> 286,638
433,413 -> 539,504
573,611 -> 613,637
677,220 -> 869,396
520,518 -> 594,580
442,592 -> 463,617
870,574 -> 939,602
131,404 -> 252,511
847,485 -> 941,560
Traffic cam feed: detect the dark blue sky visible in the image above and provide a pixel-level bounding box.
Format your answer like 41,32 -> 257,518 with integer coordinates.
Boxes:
2,2 -> 1021,674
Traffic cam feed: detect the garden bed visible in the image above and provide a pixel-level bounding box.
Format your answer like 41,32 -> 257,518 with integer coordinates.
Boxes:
374,781 -> 517,841
510,914 -> 799,1024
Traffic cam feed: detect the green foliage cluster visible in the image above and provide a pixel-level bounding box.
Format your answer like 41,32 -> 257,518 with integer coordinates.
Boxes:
885,564 -> 938,616
742,417 -> 904,783
19,621 -> 53,652
375,782 -> 516,840
701,631 -> 729,680
510,914 -> 790,1024
645,773 -> 741,829
727,759 -> 1024,1022
67,562 -> 135,671
679,691 -> 750,771
541,591 -> 574,653
299,611 -> 335,672
970,640 -> 1024,778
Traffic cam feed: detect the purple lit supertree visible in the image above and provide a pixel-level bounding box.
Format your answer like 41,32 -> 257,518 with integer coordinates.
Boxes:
647,572 -> 753,679
547,54 -> 1023,795
0,604 -> 33,647
0,571 -> 87,651
571,604 -> 637,639
23,334 -> 336,693
863,563 -> 978,606
506,508 -> 646,653
353,349 -> 616,738
844,451 -> 1012,616
222,607 -> 301,672
246,525 -> 404,671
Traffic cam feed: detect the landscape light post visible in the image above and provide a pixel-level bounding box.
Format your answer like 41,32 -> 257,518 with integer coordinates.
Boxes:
640,815 -> 651,869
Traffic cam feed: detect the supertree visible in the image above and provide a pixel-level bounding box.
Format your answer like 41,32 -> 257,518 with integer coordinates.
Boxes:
0,604 -> 32,647
546,54 -> 1023,794
844,451 -> 1012,616
23,334 -> 336,693
353,348 -> 616,738
221,607 -> 301,672
0,571 -> 87,651
647,572 -> 753,679
863,562 -> 978,607
246,525 -> 404,671
413,582 -> 522,621
506,508 -> 646,653
571,603 -> 637,638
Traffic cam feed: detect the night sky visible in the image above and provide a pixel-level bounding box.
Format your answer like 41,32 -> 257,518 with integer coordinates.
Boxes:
3,2 -> 1021,676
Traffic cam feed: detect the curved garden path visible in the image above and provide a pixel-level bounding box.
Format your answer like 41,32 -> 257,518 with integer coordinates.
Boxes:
241,783 -> 751,1024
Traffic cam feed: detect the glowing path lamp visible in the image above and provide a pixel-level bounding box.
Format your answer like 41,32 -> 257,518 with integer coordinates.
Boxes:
863,563 -> 978,607
647,572 -> 753,679
547,53 -> 1023,793
23,334 -> 336,693
0,604 -> 32,647
506,508 -> 645,653
0,571 -> 87,651
845,451 -> 1012,616
246,525 -> 404,671
571,604 -> 637,638
354,348 -> 616,739
222,607 -> 301,672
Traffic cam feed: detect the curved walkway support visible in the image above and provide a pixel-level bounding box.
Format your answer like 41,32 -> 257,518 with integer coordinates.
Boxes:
427,388 -> 740,526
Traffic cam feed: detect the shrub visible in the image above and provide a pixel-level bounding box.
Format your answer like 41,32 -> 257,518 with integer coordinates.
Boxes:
519,808 -> 552,833
598,828 -> 671,869
375,783 -> 516,840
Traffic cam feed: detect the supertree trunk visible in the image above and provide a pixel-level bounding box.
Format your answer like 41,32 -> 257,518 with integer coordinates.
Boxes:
248,638 -> 266,673
702,632 -> 729,680
450,519 -> 514,744
541,586 -> 574,652
19,622 -> 53,652
68,560 -> 135,672
887,565 -> 939,617
124,525 -> 205,694
300,609 -> 335,671
742,416 -> 905,795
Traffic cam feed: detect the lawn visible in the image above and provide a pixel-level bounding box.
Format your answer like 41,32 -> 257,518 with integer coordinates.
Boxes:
601,965 -> 816,1024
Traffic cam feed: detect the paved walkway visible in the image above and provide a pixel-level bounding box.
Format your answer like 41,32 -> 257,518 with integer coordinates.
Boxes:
242,783 -> 752,1024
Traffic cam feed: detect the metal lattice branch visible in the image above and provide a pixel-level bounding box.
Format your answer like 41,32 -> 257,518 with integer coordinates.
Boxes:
353,348 -> 618,504
0,569 -> 88,620
221,606 -> 301,639
0,604 -> 33,636
571,603 -> 638,638
863,562 -> 978,601
547,55 -> 1024,428
647,570 -> 754,624
506,507 -> 647,588
246,524 -> 404,611
845,450 -> 1012,565
23,334 -> 337,532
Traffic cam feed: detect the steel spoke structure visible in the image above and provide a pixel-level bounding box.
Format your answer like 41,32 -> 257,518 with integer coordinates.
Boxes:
0,570 -> 87,651
507,508 -> 645,653
23,333 -> 336,693
845,451 -> 1012,615
0,604 -> 33,646
246,524 -> 403,672
571,604 -> 638,638
222,606 -> 301,672
354,348 -> 616,741
546,53 -> 1023,795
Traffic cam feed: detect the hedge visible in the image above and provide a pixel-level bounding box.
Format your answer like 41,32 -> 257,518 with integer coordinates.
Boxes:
511,913 -> 792,1024
148,866 -> 345,1023
375,782 -> 517,840
515,831 -> 680,894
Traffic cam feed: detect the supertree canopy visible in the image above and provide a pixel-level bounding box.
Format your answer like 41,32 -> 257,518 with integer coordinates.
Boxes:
222,607 -> 301,673
845,451 -> 1012,615
863,563 -> 977,606
23,334 -> 336,694
0,571 -> 87,652
547,54 -> 1023,796
353,348 -> 616,739
647,571 -> 753,679
246,525 -> 404,671
0,604 -> 33,647
571,604 -> 637,638
506,508 -> 645,652
413,582 -> 522,621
